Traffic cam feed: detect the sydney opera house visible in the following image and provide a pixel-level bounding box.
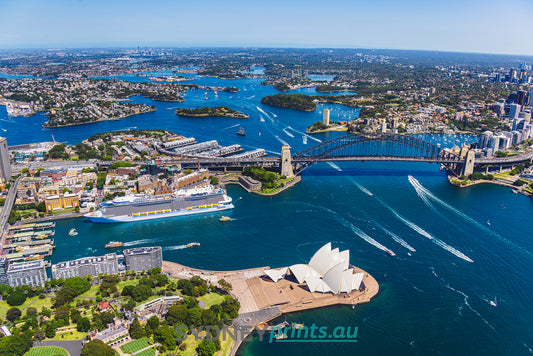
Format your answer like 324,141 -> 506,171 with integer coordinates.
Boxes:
263,243 -> 365,294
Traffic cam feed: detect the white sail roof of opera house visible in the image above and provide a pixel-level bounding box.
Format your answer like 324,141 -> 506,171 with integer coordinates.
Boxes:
263,242 -> 365,295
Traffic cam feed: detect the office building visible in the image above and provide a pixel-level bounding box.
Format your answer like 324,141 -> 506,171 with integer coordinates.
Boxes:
124,246 -> 162,272
509,103 -> 521,120
0,258 -> 8,285
51,253 -> 119,279
323,108 -> 330,126
0,137 -> 11,183
381,120 -> 387,133
7,260 -> 47,287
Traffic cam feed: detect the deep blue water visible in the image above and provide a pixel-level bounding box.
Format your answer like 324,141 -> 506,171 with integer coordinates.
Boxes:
2,71 -> 533,355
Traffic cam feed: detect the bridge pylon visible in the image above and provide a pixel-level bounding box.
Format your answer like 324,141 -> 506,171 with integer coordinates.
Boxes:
462,149 -> 475,177
280,145 -> 294,178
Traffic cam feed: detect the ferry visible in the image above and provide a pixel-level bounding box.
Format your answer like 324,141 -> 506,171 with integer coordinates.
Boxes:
105,241 -> 123,248
187,242 -> 200,248
219,216 -> 231,222
236,127 -> 246,136
85,184 -> 233,223
68,228 -> 78,236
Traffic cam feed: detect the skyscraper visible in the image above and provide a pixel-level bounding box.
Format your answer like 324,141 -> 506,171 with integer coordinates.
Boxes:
0,137 -> 11,183
323,108 -> 330,126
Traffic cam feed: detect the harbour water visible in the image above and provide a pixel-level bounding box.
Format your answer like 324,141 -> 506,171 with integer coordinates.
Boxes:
1,70 -> 533,355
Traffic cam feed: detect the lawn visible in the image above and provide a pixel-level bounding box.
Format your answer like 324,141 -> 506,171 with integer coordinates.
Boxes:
134,348 -> 156,356
198,293 -> 225,309
0,296 -> 53,318
120,337 -> 151,354
50,330 -> 87,340
24,346 -> 69,356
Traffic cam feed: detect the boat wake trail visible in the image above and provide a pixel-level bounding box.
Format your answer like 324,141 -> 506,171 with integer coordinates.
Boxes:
256,106 -> 273,122
408,175 -> 533,258
259,116 -> 265,122
430,267 -> 496,332
269,112 -> 278,117
222,123 -> 240,131
302,203 -> 394,255
349,178 -> 373,196
374,221 -> 416,252
327,162 -> 342,171
374,195 -> 474,263
163,245 -> 188,251
275,135 -> 290,147
286,126 -> 322,143
123,238 -> 162,247
283,128 -> 295,138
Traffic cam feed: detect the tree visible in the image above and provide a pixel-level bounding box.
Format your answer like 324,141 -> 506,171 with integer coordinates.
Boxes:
7,291 -> 27,306
54,305 -> 70,321
153,325 -> 177,350
45,323 -> 56,338
25,307 -> 37,317
33,327 -> 46,341
196,339 -> 220,356
129,318 -> 144,339
218,279 -> 232,294
0,331 -> 33,356
147,315 -> 160,330
55,285 -> 77,307
77,317 -> 91,332
201,309 -> 217,326
166,304 -> 188,325
81,340 -> 115,356
64,277 -> 91,295
131,284 -> 152,302
70,309 -> 81,323
187,307 -> 202,327
6,307 -> 21,323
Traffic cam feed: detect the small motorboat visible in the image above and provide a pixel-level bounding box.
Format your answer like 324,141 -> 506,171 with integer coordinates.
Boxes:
187,242 -> 200,248
68,228 -> 78,236
105,241 -> 123,248
219,216 -> 231,222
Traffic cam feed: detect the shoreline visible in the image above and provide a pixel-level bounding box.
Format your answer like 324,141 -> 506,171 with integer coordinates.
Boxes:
162,260 -> 379,356
447,175 -> 532,198
42,108 -> 156,128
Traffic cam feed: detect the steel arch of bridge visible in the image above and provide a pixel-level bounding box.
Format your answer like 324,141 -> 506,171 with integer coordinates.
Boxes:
294,133 -> 459,162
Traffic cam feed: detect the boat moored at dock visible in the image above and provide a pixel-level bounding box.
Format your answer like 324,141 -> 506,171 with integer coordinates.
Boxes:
85,183 -> 233,223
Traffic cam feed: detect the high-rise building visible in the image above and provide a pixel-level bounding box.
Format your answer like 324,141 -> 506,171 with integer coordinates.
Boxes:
381,120 -> 387,133
516,90 -> 527,106
7,260 -> 47,287
0,258 -> 8,285
124,246 -> 163,272
509,103 -> 521,119
323,108 -> 330,126
0,137 -> 11,184
479,131 -> 493,149
52,253 -> 119,280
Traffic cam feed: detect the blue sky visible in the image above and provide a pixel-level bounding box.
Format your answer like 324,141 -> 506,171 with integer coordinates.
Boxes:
0,0 -> 532,55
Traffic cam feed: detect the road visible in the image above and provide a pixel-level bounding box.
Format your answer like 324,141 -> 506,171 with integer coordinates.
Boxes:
0,175 -> 21,252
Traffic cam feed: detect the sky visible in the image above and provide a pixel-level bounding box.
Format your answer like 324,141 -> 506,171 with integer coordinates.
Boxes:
0,0 -> 532,55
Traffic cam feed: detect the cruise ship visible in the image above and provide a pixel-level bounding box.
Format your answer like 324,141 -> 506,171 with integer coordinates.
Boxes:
85,185 -> 233,223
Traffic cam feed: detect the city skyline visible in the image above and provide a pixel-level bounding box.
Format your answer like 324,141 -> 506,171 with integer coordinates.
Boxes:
0,0 -> 532,56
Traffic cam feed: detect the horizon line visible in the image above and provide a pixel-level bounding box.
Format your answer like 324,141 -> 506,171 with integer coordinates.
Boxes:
0,44 -> 533,58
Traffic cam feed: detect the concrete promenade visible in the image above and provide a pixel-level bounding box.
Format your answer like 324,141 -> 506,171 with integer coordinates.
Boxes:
162,260 -> 379,316
163,260 -> 379,356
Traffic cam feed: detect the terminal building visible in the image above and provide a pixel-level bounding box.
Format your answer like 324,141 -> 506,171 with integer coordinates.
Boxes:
124,246 -> 162,272
7,260 -> 47,287
0,257 -> 8,285
51,253 -> 119,279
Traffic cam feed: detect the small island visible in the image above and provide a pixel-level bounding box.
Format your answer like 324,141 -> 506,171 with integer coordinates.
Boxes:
175,106 -> 249,118
260,94 -> 316,111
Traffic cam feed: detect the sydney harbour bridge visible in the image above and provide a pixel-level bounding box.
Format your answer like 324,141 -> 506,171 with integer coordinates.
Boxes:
162,133 -> 533,177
